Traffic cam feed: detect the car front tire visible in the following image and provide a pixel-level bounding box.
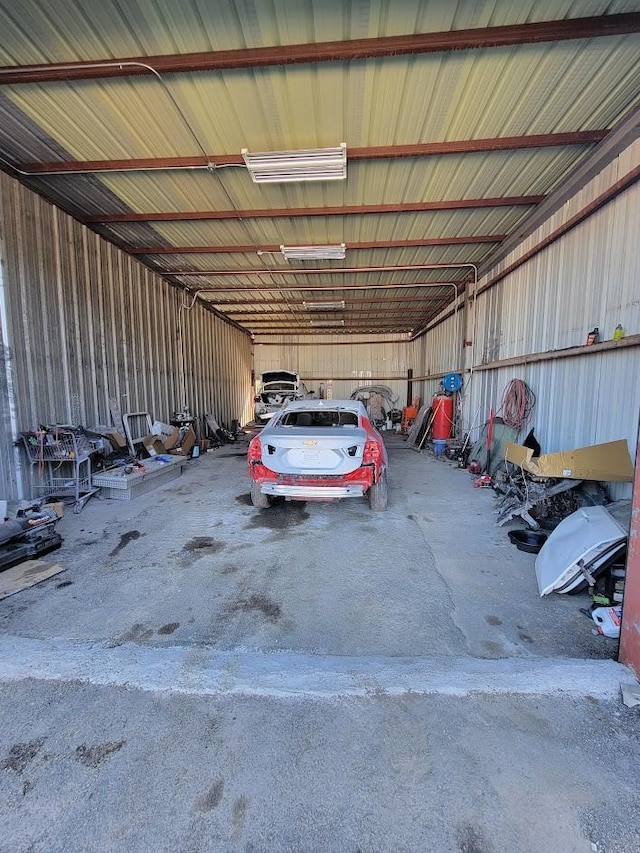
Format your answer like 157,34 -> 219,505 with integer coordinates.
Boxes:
250,481 -> 271,508
368,471 -> 388,511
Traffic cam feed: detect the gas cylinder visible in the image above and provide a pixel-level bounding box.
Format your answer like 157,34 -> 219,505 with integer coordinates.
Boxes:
431,395 -> 454,440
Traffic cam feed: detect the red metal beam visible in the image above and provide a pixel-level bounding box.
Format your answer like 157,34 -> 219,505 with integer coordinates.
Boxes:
185,281 -> 463,293
1,15 -> 638,83
254,332 -> 408,342
87,196 -> 542,223
226,309 -> 441,318
167,263 -> 472,277
214,295 -> 448,307
246,327 -> 416,334
130,235 -> 505,255
19,132 -> 607,174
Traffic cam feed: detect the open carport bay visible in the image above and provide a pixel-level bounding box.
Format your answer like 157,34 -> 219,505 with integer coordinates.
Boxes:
1,436 -> 639,853
0,435 -> 619,661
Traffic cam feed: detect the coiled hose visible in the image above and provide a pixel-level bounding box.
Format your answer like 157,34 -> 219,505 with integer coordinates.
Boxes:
500,379 -> 536,430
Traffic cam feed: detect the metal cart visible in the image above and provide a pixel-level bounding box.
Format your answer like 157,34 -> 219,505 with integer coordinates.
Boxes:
21,428 -> 101,513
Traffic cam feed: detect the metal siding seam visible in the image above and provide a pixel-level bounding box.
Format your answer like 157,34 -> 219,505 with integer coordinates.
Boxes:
31,197 -> 55,423
81,229 -> 100,423
141,264 -> 154,413
93,231 -> 110,423
104,244 -> 121,421
68,219 -> 87,424
153,271 -> 166,417
116,251 -> 132,412
11,187 -> 35,430
125,256 -> 140,412
51,207 -> 73,423
0,188 -> 21,498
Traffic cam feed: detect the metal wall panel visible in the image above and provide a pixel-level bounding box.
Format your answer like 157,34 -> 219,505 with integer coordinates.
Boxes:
408,299 -> 467,407
458,139 -> 640,498
0,171 -> 252,499
0,230 -> 20,498
463,351 -> 639,501
254,335 -> 410,403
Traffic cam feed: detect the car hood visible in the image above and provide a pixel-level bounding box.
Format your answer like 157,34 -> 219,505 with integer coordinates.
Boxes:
260,426 -> 369,475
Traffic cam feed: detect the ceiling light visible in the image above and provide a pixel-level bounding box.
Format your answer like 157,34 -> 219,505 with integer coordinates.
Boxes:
281,244 -> 346,261
309,319 -> 345,327
241,143 -> 347,183
303,300 -> 346,310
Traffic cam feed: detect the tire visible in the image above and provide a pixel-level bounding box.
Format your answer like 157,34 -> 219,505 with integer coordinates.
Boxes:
250,481 -> 271,508
368,471 -> 388,511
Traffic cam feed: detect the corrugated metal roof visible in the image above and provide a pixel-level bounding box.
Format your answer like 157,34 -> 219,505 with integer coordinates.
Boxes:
0,0 -> 639,335
1,0 -> 638,65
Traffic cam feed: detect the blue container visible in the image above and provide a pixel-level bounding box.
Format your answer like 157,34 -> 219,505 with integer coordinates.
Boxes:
433,439 -> 447,457
442,372 -> 463,392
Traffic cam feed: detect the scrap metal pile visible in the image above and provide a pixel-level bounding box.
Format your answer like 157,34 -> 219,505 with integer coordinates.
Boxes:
492,463 -> 607,528
491,437 -> 633,529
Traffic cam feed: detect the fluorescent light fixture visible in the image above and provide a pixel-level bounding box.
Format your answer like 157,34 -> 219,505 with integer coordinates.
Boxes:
241,143 -> 347,183
303,300 -> 345,310
309,319 -> 345,327
281,244 -> 346,261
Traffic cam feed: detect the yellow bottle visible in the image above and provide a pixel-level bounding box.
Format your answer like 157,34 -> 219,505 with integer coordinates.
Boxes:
613,324 -> 624,341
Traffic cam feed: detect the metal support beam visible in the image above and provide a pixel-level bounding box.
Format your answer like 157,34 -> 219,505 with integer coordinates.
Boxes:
18,132 -> 606,175
1,15 -> 638,83
85,196 -> 542,224
129,235 -> 505,255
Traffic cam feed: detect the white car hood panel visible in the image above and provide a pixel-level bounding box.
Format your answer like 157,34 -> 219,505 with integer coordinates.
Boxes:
534,506 -> 626,597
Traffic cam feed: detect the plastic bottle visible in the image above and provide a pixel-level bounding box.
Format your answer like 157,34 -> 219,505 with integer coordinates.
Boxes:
613,323 -> 624,341
586,327 -> 600,346
591,606 -> 622,638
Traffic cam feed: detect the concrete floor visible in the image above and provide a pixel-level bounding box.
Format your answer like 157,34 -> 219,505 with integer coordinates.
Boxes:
1,434 -> 639,852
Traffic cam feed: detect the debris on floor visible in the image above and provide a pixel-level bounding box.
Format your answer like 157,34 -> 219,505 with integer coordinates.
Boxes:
591,606 -> 622,638
205,413 -> 238,446
534,506 -> 628,597
0,559 -> 65,599
0,501 -> 63,571
491,438 -> 633,529
621,683 -> 640,707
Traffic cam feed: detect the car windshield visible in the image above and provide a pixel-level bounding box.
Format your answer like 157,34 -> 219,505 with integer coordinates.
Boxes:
279,409 -> 359,428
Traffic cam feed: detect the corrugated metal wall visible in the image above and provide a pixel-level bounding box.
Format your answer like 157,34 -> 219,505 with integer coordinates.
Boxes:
253,335 -> 410,403
409,307 -> 466,405
429,138 -> 640,499
0,172 -> 253,499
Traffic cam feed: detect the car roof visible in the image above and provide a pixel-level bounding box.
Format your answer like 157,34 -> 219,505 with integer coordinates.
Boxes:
281,399 -> 363,412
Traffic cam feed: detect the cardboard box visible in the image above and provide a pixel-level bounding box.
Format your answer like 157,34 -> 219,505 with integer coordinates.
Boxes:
43,500 -> 65,518
151,421 -> 180,450
169,426 -> 197,457
180,426 -> 196,456
504,439 -> 634,482
142,435 -> 167,457
106,430 -> 127,449
87,426 -> 127,450
163,427 -> 180,450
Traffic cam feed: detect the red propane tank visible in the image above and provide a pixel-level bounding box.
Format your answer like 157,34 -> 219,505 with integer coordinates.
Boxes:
431,395 -> 454,440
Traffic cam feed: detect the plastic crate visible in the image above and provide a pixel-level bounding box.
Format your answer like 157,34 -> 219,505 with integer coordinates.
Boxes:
91,456 -> 186,500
